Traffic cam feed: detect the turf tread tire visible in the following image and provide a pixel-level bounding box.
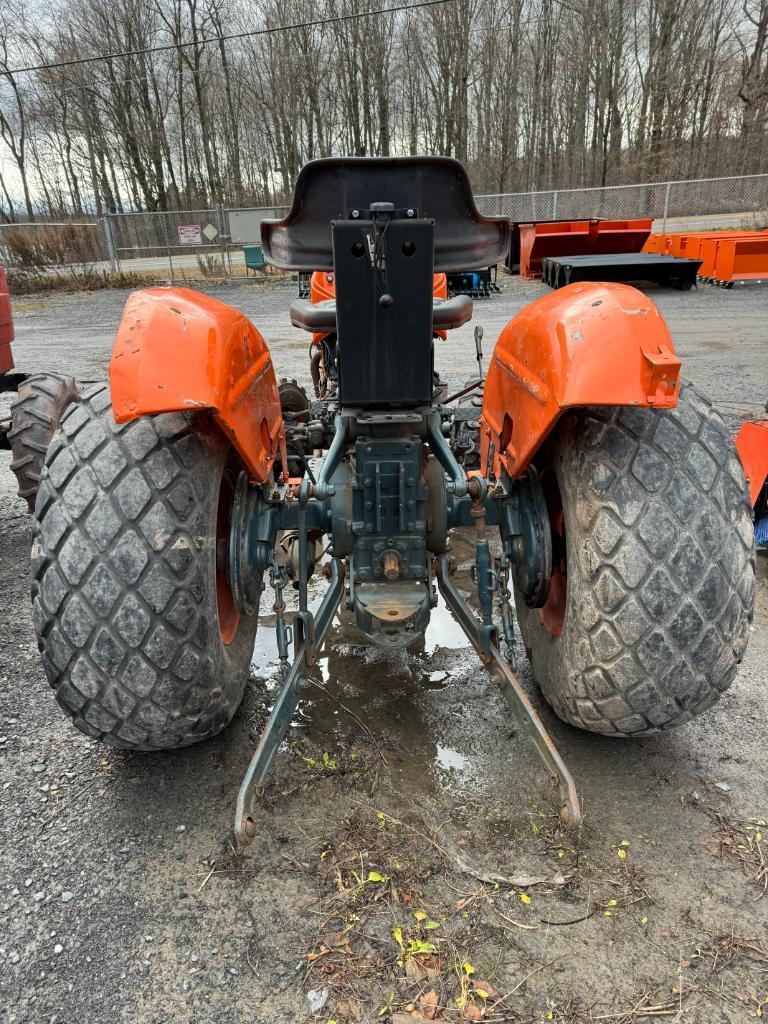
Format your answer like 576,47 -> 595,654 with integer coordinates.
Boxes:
515,382 -> 756,736
9,373 -> 80,511
31,382 -> 258,750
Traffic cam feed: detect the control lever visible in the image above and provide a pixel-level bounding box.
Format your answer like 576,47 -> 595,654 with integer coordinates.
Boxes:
474,325 -> 484,381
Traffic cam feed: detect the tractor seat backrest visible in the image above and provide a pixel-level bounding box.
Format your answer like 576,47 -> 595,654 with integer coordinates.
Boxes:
261,157 -> 510,273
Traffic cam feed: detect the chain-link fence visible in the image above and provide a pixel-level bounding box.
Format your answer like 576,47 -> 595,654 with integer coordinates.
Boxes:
106,172 -> 766,280
107,207 -> 230,278
474,172 -> 768,227
104,205 -> 291,281
2,173 -> 767,283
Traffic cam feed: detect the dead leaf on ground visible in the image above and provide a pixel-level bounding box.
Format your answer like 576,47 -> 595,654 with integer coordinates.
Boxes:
405,958 -> 427,980
335,995 -> 363,1020
452,852 -> 569,888
419,989 -> 439,1019
470,979 -> 499,999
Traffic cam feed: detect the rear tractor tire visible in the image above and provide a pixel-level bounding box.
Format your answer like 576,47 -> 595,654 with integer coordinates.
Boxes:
31,382 -> 260,750
515,382 -> 756,736
9,373 -> 80,511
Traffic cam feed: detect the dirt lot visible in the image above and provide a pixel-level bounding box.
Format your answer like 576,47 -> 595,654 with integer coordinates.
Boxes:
2,277 -> 767,1024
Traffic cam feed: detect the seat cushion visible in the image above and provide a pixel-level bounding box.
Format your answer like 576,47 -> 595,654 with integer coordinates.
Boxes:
289,298 -> 337,332
289,294 -> 473,334
432,295 -> 473,330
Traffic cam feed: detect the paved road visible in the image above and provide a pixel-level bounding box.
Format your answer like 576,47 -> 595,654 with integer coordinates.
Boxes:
655,212 -> 767,232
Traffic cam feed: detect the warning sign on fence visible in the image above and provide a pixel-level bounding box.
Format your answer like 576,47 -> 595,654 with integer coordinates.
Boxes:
177,224 -> 202,245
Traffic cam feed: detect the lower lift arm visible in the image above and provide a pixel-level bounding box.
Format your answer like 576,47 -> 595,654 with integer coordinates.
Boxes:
234,559 -> 344,846
436,554 -> 581,829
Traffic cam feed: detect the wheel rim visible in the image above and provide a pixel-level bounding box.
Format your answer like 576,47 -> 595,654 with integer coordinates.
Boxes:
538,466 -> 567,637
216,468 -> 239,645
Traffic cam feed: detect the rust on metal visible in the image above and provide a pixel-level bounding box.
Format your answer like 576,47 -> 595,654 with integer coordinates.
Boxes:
382,551 -> 401,580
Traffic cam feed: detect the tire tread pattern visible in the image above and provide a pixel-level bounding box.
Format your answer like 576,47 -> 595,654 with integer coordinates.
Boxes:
31,383 -> 256,750
9,373 -> 80,510
516,382 -> 756,736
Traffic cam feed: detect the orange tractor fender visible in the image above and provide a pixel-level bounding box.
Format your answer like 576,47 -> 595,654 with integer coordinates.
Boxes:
480,282 -> 681,478
736,420 -> 768,509
110,288 -> 284,483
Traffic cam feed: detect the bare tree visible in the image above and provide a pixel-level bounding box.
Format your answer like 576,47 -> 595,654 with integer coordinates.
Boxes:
0,3 -> 36,219
0,0 -> 765,217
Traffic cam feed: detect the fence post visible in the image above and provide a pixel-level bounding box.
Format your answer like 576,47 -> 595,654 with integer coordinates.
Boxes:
102,215 -> 118,273
162,213 -> 175,284
662,182 -> 671,230
216,203 -> 231,279
552,190 -> 558,221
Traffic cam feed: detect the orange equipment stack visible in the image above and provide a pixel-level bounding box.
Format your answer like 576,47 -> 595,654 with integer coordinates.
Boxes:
642,230 -> 768,287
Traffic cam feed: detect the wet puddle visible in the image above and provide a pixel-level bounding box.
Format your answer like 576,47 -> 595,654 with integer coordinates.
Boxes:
435,743 -> 470,774
248,566 -> 488,796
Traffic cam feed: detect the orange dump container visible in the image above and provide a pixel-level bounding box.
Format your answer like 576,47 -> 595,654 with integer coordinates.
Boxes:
518,219 -> 652,279
665,233 -> 712,259
713,235 -> 768,285
642,234 -> 673,254
0,266 -> 15,375
697,233 -> 766,278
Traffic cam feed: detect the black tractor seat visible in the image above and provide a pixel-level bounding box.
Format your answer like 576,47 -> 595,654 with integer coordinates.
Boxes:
290,293 -> 473,334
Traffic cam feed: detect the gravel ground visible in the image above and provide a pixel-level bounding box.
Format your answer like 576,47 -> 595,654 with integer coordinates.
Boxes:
1,276 -> 767,1024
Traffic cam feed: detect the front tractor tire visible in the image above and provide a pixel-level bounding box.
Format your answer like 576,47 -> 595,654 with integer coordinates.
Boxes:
515,382 -> 756,736
31,383 -> 259,750
9,372 -> 80,511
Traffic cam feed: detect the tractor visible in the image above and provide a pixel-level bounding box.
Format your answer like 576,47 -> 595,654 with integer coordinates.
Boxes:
0,265 -> 79,509
736,415 -> 768,547
28,158 -> 756,843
